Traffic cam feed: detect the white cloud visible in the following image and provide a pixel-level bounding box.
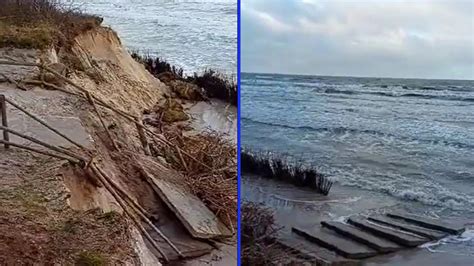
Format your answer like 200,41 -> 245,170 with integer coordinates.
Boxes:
242,4 -> 293,33
242,0 -> 474,79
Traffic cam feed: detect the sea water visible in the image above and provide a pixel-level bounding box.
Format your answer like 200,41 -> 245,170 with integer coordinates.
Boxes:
75,0 -> 237,74
241,73 -> 474,263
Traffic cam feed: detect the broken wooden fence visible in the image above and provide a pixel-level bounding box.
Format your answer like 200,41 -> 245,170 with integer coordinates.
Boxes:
0,60 -> 212,171
0,94 -> 181,262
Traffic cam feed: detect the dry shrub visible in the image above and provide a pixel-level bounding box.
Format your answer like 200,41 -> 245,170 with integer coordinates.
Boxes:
241,149 -> 333,195
0,0 -> 102,49
241,202 -> 291,265
130,51 -> 184,79
158,130 -> 237,229
191,69 -> 237,106
131,51 -> 237,106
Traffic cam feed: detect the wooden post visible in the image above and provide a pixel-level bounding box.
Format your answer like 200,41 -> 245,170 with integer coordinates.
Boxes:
136,118 -> 151,156
0,95 -> 9,149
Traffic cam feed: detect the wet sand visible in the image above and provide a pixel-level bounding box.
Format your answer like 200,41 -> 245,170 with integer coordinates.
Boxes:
185,100 -> 237,142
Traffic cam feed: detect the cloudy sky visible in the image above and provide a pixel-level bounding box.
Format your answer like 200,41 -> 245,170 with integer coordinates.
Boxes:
242,0 -> 474,80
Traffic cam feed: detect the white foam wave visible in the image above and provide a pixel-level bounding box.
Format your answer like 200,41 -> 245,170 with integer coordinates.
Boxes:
421,230 -> 474,255
269,194 -> 361,205
338,171 -> 474,211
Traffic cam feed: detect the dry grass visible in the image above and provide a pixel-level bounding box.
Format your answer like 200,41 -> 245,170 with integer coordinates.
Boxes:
0,0 -> 102,49
191,69 -> 237,106
155,130 -> 237,230
130,51 -> 184,79
0,20 -> 56,49
131,52 -> 237,105
241,202 -> 293,265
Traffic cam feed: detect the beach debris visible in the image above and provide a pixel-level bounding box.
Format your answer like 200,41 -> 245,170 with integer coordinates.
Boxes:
241,202 -> 294,265
137,155 -> 232,239
153,130 -> 237,230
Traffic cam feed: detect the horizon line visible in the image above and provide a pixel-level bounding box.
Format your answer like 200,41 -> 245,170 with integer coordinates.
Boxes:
241,71 -> 474,82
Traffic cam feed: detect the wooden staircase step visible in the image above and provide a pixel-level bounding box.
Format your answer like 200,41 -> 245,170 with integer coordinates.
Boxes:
387,212 -> 465,235
348,217 -> 429,247
368,215 -> 448,240
321,221 -> 402,253
292,226 -> 378,259
277,232 -> 357,265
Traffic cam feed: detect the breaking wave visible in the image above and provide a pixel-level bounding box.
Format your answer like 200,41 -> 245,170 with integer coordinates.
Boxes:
242,117 -> 474,150
314,88 -> 474,102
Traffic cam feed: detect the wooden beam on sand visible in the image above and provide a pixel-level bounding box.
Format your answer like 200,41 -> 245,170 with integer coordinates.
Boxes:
0,139 -> 81,164
4,97 -> 88,151
0,125 -> 86,162
0,95 -> 8,149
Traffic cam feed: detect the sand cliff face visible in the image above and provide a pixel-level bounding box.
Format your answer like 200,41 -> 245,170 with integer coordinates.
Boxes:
68,26 -> 167,115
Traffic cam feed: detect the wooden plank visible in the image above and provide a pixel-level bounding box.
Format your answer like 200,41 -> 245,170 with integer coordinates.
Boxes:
321,221 -> 402,253
138,158 -> 231,239
368,216 -> 448,240
348,217 -> 428,247
292,227 -> 378,259
387,212 -> 465,235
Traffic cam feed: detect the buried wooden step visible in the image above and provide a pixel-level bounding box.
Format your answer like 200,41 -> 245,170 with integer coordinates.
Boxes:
292,226 -> 378,259
347,217 -> 429,247
368,215 -> 448,240
276,232 -> 358,265
321,221 -> 402,253
386,212 -> 465,235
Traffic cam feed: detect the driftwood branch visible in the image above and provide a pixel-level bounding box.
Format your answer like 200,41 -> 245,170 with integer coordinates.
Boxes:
136,118 -> 151,156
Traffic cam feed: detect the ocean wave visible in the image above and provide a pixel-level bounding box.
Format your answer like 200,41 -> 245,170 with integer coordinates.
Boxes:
242,117 -> 474,150
421,230 -> 474,255
339,177 -> 474,211
242,117 -> 383,134
313,88 -> 474,102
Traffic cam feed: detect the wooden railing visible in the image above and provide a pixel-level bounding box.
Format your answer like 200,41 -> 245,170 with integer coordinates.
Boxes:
0,60 -> 209,262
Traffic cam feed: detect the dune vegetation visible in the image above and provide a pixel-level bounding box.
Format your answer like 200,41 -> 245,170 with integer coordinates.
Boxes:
131,52 -> 237,105
0,0 -> 102,49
